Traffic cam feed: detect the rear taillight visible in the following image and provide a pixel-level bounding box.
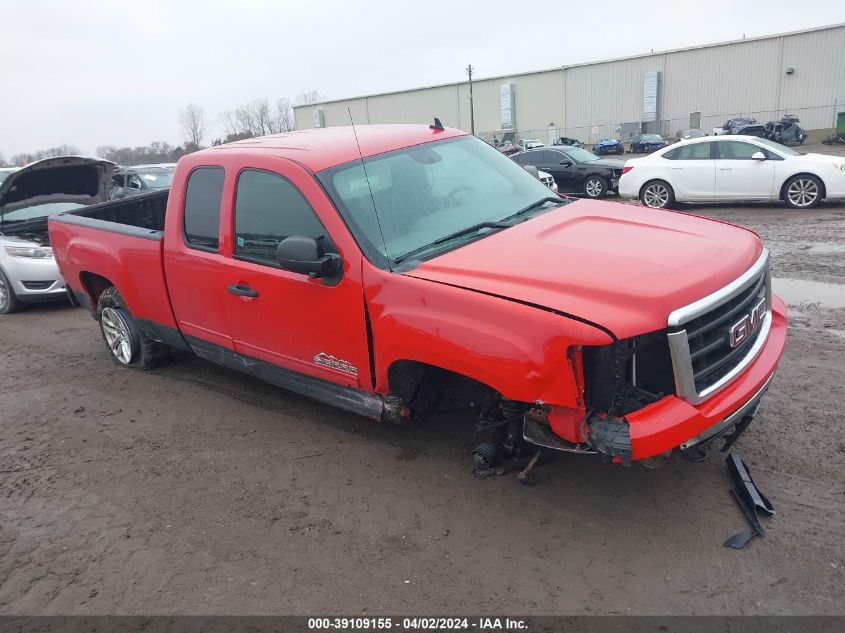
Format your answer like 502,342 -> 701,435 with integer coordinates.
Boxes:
622,166 -> 634,175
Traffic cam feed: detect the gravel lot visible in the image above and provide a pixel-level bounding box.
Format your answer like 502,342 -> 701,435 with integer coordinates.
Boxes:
1,191 -> 844,615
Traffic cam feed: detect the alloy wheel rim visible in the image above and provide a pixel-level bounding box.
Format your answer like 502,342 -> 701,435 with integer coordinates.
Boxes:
101,307 -> 133,364
787,179 -> 818,207
586,179 -> 603,197
0,277 -> 8,310
643,184 -> 669,208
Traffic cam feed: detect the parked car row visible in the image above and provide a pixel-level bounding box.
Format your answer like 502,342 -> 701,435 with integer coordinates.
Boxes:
618,135 -> 845,209
511,146 -> 623,198
715,115 -> 807,145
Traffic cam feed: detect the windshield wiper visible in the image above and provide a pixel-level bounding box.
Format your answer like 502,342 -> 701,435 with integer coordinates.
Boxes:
500,196 -> 565,223
393,221 -> 513,264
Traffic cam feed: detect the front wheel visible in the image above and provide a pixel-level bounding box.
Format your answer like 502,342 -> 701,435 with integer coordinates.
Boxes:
640,180 -> 676,209
783,174 -> 822,209
97,286 -> 170,369
584,176 -> 608,199
0,268 -> 24,314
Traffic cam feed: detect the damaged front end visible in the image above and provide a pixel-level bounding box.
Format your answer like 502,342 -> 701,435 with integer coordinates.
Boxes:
580,331 -> 674,463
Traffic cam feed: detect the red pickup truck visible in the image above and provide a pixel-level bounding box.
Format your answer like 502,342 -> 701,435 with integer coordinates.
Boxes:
48,124 -> 787,467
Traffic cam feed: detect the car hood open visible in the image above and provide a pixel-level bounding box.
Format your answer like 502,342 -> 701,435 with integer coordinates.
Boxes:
0,156 -> 115,214
405,199 -> 762,340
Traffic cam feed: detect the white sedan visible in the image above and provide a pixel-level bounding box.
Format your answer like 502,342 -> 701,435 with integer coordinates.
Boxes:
618,135 -> 845,209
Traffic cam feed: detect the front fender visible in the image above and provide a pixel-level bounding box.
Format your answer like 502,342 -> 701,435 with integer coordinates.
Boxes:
364,265 -> 613,406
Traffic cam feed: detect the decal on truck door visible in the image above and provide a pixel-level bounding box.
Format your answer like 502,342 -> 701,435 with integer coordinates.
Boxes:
314,352 -> 358,376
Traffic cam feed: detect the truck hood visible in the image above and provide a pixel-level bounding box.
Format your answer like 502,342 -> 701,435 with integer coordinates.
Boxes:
0,156 -> 115,214
405,199 -> 762,339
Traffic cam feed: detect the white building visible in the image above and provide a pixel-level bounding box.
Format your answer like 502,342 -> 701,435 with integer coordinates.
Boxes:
294,23 -> 845,143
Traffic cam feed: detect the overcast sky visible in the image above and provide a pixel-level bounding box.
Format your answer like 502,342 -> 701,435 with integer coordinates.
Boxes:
1,0 -> 842,157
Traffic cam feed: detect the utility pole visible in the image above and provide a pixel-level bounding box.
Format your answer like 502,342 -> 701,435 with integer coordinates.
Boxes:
466,64 -> 475,135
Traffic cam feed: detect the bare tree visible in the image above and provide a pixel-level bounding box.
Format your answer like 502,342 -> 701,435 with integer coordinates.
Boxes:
0,152 -> 6,167
294,90 -> 324,106
179,103 -> 207,150
270,97 -> 295,133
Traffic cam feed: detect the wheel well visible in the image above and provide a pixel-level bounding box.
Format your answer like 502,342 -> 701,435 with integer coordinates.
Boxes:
779,173 -> 826,201
639,179 -> 673,197
79,272 -> 114,308
387,360 -> 498,419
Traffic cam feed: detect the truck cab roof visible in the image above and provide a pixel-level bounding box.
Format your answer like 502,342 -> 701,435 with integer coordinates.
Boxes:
200,124 -> 468,172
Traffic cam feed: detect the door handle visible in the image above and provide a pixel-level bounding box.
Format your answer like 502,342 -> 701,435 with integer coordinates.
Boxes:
227,284 -> 259,298
670,166 -> 683,169
719,167 -> 732,171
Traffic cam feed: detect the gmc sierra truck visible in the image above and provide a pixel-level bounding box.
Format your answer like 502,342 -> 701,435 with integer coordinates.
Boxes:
48,124 -> 787,467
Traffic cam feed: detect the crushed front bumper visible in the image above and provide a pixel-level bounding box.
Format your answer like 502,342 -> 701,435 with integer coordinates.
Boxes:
624,296 -> 787,460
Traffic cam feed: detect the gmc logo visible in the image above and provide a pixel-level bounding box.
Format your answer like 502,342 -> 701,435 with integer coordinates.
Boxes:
729,298 -> 767,348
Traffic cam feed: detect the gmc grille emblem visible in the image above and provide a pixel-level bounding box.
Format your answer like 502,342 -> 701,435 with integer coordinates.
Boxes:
729,298 -> 767,348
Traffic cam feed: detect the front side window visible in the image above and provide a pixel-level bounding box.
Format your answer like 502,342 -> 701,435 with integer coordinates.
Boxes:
183,167 -> 224,251
717,141 -> 762,160
318,136 -> 560,265
234,169 -> 332,266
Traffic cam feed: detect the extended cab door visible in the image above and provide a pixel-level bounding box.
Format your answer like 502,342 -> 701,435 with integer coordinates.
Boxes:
164,166 -> 235,350
220,159 -> 371,389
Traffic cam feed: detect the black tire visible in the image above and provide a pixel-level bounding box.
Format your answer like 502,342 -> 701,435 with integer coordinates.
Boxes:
783,174 -> 823,209
0,267 -> 24,314
96,286 -> 169,369
640,180 -> 676,209
584,175 -> 608,199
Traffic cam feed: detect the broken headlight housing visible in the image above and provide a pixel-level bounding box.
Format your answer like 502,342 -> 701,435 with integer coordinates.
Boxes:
581,330 -> 675,417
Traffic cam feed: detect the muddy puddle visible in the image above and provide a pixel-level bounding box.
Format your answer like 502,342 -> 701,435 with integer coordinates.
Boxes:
772,277 -> 845,308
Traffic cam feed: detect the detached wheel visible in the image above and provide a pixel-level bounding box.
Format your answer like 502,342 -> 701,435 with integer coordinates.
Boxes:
97,286 -> 169,369
784,175 -> 822,209
584,176 -> 608,199
640,180 -> 675,209
0,268 -> 24,314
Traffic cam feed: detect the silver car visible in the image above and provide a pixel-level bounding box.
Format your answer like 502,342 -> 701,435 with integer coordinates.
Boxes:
0,156 -> 114,313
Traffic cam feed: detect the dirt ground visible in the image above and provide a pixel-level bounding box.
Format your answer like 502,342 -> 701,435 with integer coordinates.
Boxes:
1,198 -> 844,616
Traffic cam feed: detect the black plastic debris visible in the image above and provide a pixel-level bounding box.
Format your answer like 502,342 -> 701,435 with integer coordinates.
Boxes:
724,453 -> 775,549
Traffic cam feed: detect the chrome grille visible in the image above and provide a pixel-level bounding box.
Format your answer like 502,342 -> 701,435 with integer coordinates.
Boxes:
666,250 -> 772,405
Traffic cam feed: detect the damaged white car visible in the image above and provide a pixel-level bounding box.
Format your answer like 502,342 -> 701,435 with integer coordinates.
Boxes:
0,156 -> 115,313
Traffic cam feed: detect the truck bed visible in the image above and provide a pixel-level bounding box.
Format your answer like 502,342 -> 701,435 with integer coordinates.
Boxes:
48,188 -> 180,334
59,189 -> 168,236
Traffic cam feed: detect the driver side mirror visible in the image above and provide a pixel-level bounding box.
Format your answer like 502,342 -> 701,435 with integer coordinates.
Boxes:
751,151 -> 766,161
559,159 -> 573,167
277,235 -> 342,282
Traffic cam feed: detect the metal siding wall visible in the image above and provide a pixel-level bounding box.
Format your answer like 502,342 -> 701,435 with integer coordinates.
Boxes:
663,38 -> 782,134
366,85 -> 461,127
292,25 -> 845,135
779,27 -> 845,130
564,55 -> 665,142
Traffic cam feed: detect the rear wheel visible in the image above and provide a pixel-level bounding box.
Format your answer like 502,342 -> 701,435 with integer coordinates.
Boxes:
783,174 -> 822,209
0,268 -> 24,314
584,176 -> 608,199
97,286 -> 169,369
640,180 -> 676,209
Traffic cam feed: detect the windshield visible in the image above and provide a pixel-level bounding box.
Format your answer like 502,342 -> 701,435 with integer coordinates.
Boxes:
135,168 -> 174,189
318,136 -> 560,265
641,134 -> 663,142
753,137 -> 803,156
1,201 -> 86,223
563,147 -> 601,162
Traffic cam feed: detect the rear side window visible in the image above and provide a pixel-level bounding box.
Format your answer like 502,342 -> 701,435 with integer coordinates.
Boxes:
675,142 -> 712,160
513,151 -> 542,166
234,169 -> 333,266
183,167 -> 224,252
717,141 -> 761,160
